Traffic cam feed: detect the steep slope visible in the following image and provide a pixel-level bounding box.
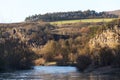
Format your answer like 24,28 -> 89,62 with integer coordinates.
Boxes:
89,24 -> 120,50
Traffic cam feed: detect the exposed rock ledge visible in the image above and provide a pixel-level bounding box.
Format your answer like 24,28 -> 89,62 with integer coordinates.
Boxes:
89,25 -> 120,50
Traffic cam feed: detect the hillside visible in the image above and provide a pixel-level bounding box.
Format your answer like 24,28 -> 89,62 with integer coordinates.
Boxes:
0,18 -> 120,71
77,19 -> 120,71
0,22 -> 71,70
0,22 -> 69,46
0,20 -> 106,67
89,25 -> 120,50
107,10 -> 120,17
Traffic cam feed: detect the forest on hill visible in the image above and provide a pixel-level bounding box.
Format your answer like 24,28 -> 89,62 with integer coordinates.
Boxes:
25,10 -> 118,22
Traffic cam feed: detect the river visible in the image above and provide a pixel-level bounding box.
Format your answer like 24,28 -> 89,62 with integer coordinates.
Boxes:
0,66 -> 120,80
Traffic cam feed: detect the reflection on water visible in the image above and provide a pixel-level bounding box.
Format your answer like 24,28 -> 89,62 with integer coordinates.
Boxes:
0,66 -> 120,80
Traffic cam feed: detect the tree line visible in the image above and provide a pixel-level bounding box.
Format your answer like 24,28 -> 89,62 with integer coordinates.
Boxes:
25,10 -> 118,22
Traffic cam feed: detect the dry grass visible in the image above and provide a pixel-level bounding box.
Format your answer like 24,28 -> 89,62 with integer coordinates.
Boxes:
50,18 -> 117,25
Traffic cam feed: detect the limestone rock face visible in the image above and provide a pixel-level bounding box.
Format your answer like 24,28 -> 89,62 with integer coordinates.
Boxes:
89,25 -> 120,50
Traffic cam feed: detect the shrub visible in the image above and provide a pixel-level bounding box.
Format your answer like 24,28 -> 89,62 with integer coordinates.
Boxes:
0,38 -> 37,71
113,45 -> 120,67
76,55 -> 91,71
91,47 -> 115,67
99,47 -> 115,66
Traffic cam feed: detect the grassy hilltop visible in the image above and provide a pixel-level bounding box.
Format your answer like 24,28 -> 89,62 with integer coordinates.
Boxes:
50,18 -> 116,25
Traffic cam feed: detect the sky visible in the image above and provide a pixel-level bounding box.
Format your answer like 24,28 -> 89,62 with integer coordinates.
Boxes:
0,0 -> 120,23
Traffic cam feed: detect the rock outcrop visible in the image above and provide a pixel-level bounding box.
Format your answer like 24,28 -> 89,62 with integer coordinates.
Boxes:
89,25 -> 120,50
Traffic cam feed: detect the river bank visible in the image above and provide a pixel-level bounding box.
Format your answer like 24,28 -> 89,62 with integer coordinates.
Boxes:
83,66 -> 120,75
36,61 -> 120,75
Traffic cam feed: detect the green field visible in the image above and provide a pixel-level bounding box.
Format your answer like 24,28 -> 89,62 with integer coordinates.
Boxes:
50,18 -> 117,25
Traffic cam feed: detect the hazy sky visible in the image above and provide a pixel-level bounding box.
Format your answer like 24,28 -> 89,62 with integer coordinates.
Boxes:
0,0 -> 119,23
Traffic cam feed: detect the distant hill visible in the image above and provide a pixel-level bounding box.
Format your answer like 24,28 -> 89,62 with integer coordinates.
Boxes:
25,10 -> 118,22
106,10 -> 120,17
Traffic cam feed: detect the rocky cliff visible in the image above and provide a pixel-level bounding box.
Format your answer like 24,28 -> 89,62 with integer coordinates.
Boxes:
89,25 -> 120,50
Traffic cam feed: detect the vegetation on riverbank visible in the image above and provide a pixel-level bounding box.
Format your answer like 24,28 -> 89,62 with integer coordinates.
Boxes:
0,18 -> 120,72
0,38 -> 37,71
76,19 -> 120,71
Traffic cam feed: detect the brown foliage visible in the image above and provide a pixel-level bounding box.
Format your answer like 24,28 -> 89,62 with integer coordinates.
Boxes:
0,38 -> 37,71
76,55 -> 91,71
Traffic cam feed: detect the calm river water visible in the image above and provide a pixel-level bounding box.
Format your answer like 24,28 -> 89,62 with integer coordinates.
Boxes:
0,66 -> 120,80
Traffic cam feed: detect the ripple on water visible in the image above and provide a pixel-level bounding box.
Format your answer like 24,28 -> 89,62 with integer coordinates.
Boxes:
0,66 -> 120,80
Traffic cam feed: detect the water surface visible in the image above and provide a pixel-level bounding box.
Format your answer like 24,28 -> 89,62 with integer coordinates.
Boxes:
0,66 -> 120,80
